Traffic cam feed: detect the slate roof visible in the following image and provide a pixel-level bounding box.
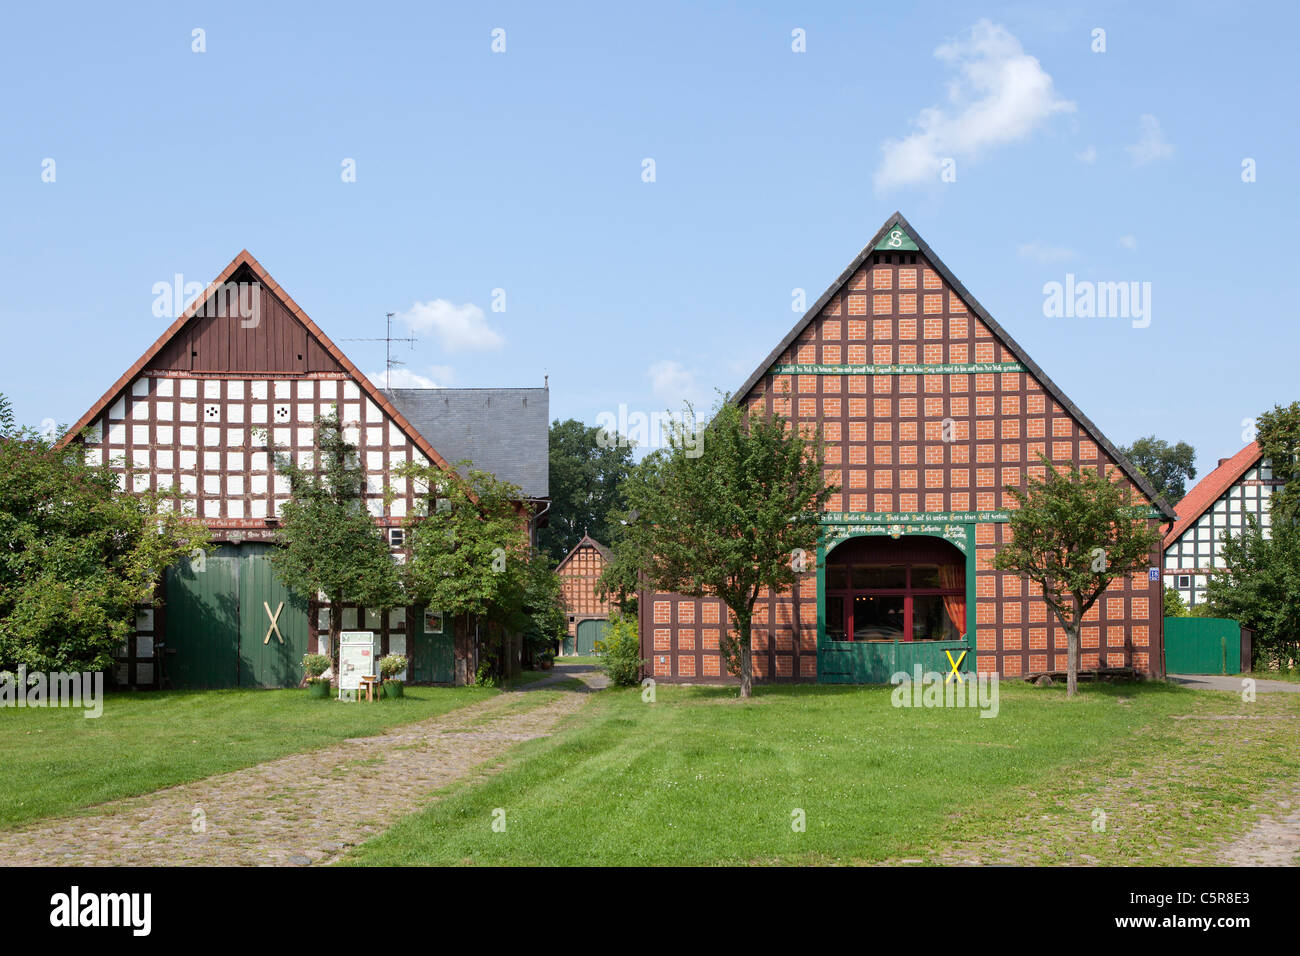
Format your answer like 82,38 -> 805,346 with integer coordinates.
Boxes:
383,387 -> 550,499
730,211 -> 1179,522
1162,442 -> 1262,548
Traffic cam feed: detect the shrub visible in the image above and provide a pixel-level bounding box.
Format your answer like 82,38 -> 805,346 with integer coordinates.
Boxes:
378,654 -> 407,682
301,653 -> 331,679
474,661 -> 499,688
598,614 -> 645,687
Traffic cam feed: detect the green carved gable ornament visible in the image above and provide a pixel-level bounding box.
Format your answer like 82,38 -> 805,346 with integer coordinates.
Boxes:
874,225 -> 918,252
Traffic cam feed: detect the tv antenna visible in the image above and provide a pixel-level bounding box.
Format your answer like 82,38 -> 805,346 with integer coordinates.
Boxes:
342,313 -> 418,387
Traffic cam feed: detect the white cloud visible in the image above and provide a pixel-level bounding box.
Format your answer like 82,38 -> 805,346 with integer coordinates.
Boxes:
367,367 -> 441,389
396,300 -> 504,352
1125,114 -> 1173,166
1076,145 -> 1097,164
1118,235 -> 1138,251
648,359 -> 710,411
874,20 -> 1075,191
1017,240 -> 1076,263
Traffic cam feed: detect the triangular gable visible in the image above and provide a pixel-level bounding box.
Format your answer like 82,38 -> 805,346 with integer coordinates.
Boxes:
1162,442 -> 1263,548
556,534 -> 612,572
874,224 -> 918,251
56,251 -> 459,480
732,211 -> 1178,521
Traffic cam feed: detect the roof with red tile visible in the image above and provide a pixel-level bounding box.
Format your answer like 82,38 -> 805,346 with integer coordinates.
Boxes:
1162,442 -> 1262,548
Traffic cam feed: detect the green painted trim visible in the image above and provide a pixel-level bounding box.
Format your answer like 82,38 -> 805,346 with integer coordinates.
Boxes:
771,362 -> 1025,376
874,226 -> 919,251
823,510 -> 1009,526
821,506 -> 1163,525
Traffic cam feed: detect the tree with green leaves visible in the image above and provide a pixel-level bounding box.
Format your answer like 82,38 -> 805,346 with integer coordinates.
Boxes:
539,418 -> 635,561
1118,435 -> 1196,506
1163,585 -> 1188,618
397,461 -> 537,682
596,520 -> 643,615
268,411 -> 401,678
0,401 -> 208,673
993,455 -> 1162,697
518,549 -> 568,667
614,399 -> 836,698
1204,515 -> 1300,670
1255,402 -> 1300,523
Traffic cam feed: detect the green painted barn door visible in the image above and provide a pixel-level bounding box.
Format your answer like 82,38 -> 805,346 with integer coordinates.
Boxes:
411,608 -> 454,684
164,546 -> 240,688
576,618 -> 608,655
1164,617 -> 1241,675
237,544 -> 310,688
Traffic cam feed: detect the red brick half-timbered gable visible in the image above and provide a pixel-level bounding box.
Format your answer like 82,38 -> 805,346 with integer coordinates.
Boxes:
639,213 -> 1175,685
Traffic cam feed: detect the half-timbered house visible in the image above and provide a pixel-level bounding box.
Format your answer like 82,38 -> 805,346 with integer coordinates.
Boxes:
638,213 -> 1176,684
1162,442 -> 1276,609
58,251 -> 548,688
555,535 -> 612,654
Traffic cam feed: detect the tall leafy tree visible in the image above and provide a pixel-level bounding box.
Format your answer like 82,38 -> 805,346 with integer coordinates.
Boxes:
1118,435 -> 1196,506
397,461 -> 538,681
615,399 -> 836,699
0,403 -> 208,672
1255,402 -> 1300,523
268,411 -> 400,677
1204,515 -> 1300,669
540,418 -> 634,561
993,455 -> 1162,697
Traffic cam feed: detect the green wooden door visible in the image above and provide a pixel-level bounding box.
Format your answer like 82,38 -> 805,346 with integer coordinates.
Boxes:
164,546 -> 240,689
1165,617 -> 1241,674
237,545 -> 310,688
576,618 -> 608,655
411,608 -> 454,683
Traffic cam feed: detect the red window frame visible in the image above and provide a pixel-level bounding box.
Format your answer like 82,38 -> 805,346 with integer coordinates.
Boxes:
825,561 -> 964,643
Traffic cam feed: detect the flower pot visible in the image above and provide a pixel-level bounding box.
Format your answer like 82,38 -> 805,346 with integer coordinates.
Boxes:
382,680 -> 404,699
307,680 -> 331,699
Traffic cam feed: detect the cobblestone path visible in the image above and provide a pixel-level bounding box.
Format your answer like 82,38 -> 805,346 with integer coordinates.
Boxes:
0,665 -> 602,866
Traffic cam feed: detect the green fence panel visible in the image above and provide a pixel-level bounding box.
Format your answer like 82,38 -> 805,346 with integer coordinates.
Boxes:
1164,617 -> 1241,675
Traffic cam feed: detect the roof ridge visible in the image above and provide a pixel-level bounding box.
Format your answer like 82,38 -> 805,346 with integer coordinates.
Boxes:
728,212 -> 1177,521
1162,441 -> 1262,548
57,251 -> 468,494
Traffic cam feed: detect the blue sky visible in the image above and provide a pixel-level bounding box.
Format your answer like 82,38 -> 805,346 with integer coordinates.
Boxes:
3,1 -> 1296,481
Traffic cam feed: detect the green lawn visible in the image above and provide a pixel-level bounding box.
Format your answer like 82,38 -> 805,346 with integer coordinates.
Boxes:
0,684 -> 493,829
343,679 -> 1300,866
1240,669 -> 1300,684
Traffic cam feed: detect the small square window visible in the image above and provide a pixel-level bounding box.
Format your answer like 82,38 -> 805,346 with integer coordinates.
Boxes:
1177,575 -> 1190,589
423,610 -> 444,634
389,528 -> 405,548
